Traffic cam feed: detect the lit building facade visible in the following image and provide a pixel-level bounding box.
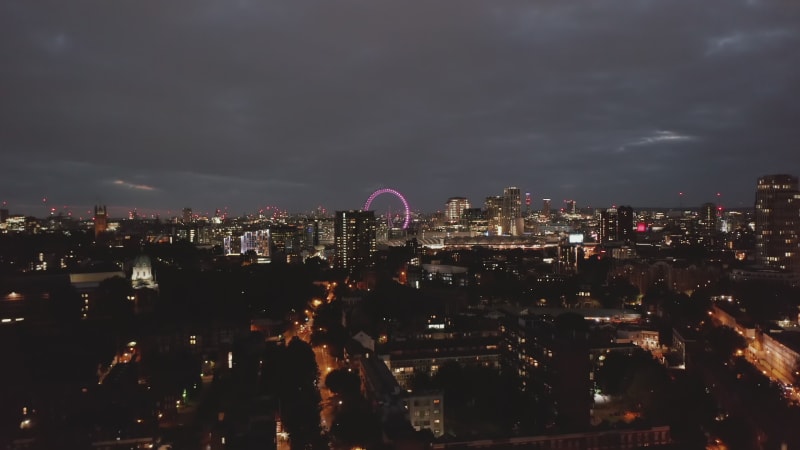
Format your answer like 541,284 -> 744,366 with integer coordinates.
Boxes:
542,198 -> 552,220
503,186 -> 522,236
240,230 -> 271,257
485,196 -> 503,235
617,206 -> 634,243
353,352 -> 445,437
445,197 -> 471,223
131,255 -> 158,290
566,200 -> 577,215
600,206 -> 634,244
755,175 -> 800,272
599,208 -> 618,244
501,312 -> 592,431
334,210 -> 376,271
407,392 -> 444,437
699,202 -> 718,241
94,205 -> 108,239
755,174 -> 800,274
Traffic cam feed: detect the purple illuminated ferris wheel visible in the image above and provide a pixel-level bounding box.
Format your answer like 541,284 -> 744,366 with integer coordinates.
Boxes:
363,188 -> 411,229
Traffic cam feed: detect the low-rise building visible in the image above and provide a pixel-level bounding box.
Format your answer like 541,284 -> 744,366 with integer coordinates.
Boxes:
354,351 -> 445,438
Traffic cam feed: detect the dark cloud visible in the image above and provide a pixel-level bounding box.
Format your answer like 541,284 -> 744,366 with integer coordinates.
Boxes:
1,0 -> 799,215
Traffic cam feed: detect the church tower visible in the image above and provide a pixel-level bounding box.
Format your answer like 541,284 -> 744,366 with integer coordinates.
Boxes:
94,205 -> 108,239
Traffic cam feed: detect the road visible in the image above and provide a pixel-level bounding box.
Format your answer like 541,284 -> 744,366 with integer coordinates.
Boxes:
278,299 -> 342,450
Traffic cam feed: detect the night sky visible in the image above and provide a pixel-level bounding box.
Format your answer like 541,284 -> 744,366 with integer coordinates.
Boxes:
2,0 -> 799,217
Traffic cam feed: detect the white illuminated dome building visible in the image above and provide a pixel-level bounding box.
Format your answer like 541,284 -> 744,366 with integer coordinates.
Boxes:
131,255 -> 158,290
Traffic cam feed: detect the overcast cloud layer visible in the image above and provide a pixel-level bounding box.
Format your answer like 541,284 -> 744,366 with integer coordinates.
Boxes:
2,0 -> 799,217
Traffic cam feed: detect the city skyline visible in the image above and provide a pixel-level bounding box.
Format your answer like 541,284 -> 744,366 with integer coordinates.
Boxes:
2,0 -> 799,215
0,180 -> 780,220
0,189 -> 763,221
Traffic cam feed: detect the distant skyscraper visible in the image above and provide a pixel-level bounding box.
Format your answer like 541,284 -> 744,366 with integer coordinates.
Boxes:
485,196 -> 503,235
699,202 -> 718,240
94,205 -> 107,239
755,175 -> 800,273
0,208 -> 8,223
503,187 -> 522,236
182,207 -> 193,224
600,206 -> 634,244
566,200 -> 577,215
618,206 -> 634,243
445,197 -> 471,223
334,210 -> 376,271
542,199 -> 551,219
599,208 -> 618,243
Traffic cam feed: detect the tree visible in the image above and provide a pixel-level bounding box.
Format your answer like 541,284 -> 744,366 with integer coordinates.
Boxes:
94,276 -> 134,322
275,338 -> 323,449
706,325 -> 746,362
325,369 -> 361,398
595,350 -> 670,418
329,406 -> 382,448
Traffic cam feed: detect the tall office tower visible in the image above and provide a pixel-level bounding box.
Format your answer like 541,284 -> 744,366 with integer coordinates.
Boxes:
755,175 -> 800,272
542,199 -> 552,219
485,196 -> 503,235
0,208 -> 8,223
182,208 -> 193,224
617,206 -> 634,243
94,205 -> 108,239
566,200 -> 577,215
445,197 -> 471,223
699,202 -> 718,240
599,208 -> 619,243
503,186 -> 522,236
525,192 -> 532,214
334,210 -> 376,271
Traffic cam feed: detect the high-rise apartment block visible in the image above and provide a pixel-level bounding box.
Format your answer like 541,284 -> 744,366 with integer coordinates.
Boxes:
699,202 -> 718,243
618,205 -> 634,243
445,197 -> 470,223
566,200 -> 577,215
755,175 -> 800,273
334,210 -> 377,271
241,230 -> 271,257
503,186 -> 522,236
542,199 -> 552,219
485,196 -> 503,235
501,312 -> 591,431
599,208 -> 618,244
600,206 -> 634,244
